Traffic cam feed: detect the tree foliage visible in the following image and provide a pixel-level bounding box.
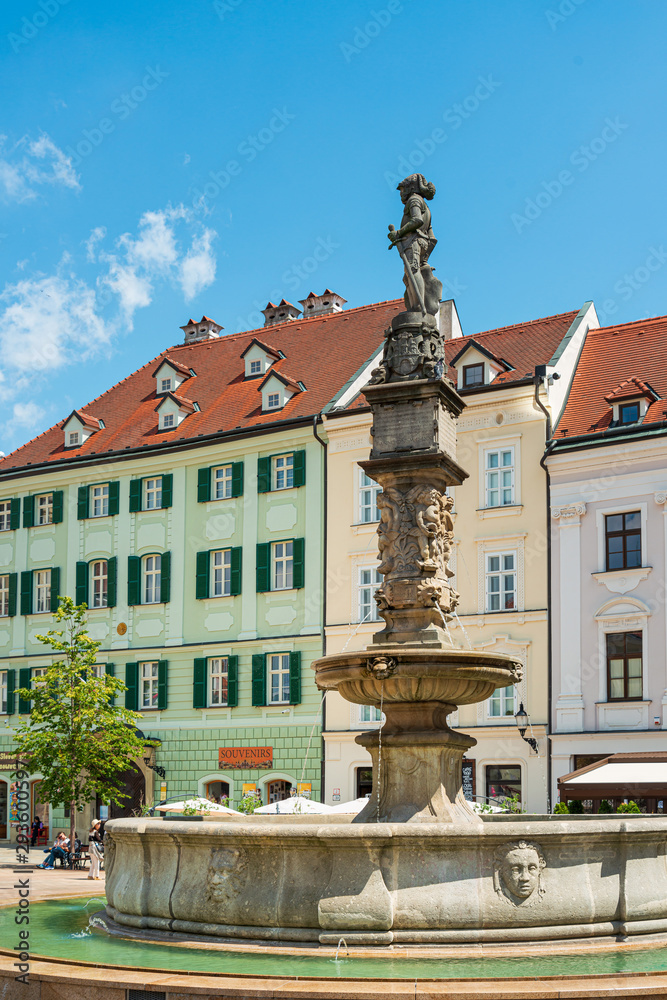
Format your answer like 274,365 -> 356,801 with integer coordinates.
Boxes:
13,597 -> 157,847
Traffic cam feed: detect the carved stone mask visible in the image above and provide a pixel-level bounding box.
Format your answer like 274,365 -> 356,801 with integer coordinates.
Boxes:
500,847 -> 542,898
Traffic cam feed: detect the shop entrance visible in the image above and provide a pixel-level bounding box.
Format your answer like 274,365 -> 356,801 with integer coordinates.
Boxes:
104,764 -> 146,819
205,780 -> 230,804
356,767 -> 373,799
267,780 -> 292,804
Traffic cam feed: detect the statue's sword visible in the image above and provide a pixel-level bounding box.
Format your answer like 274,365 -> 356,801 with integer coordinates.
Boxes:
388,225 -> 426,315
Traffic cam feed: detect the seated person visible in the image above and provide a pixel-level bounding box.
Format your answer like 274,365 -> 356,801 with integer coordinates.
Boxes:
37,832 -> 70,869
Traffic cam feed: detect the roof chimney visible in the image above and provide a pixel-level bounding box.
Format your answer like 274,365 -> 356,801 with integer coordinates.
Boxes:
262,299 -> 301,327
438,300 -> 463,340
298,289 -> 347,318
180,315 -> 223,343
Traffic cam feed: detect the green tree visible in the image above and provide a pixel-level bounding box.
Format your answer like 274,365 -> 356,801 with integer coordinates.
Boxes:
13,598 -> 157,853
617,800 -> 641,813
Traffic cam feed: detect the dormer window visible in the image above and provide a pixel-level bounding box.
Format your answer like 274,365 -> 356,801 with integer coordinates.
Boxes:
250,360 -> 262,375
451,339 -> 513,392
156,392 -> 196,430
267,393 -> 281,410
68,432 -> 80,447
620,402 -> 639,424
463,363 -> 484,388
153,359 -> 191,395
161,378 -> 172,393
63,409 -> 101,449
603,377 -> 658,427
161,413 -> 175,429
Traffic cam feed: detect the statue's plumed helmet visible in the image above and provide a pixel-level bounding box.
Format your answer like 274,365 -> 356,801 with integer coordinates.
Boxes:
397,174 -> 436,200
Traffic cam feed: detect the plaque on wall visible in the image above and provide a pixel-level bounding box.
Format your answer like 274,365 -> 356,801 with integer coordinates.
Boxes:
462,758 -> 476,802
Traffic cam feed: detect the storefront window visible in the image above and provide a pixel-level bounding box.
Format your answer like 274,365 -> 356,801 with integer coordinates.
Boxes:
267,780 -> 292,803
486,765 -> 521,806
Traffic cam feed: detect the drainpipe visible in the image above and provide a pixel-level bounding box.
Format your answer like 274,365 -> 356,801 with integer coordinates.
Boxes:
312,413 -> 328,800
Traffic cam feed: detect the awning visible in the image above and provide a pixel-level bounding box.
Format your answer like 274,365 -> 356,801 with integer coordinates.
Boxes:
558,752 -> 667,800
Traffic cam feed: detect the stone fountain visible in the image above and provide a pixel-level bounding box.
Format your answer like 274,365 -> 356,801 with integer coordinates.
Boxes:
102,176 -> 667,949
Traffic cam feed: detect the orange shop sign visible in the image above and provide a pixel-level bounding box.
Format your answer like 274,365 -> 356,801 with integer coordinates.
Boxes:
219,746 -> 273,770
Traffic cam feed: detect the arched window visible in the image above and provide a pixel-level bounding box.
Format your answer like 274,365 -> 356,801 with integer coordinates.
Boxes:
267,780 -> 292,804
205,780 -> 230,804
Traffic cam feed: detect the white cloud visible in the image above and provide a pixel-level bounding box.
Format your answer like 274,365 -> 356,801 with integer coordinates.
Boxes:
0,133 -> 80,203
85,226 -> 106,262
10,401 -> 45,429
179,228 -> 217,300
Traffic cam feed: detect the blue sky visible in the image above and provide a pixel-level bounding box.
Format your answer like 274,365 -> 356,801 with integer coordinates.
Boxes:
1,0 -> 666,454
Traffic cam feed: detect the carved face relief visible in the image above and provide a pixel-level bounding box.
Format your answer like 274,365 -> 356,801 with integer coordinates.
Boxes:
207,846 -> 247,901
494,840 -> 546,904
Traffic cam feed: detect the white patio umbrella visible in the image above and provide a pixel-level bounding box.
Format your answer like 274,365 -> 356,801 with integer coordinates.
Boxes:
329,796 -> 370,814
254,796 -> 334,814
155,797 -> 239,815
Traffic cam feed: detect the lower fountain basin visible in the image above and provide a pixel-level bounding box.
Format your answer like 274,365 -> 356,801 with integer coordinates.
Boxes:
104,814 -> 667,946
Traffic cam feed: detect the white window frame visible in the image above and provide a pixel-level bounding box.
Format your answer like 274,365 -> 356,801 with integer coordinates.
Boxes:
143,478 -> 162,510
595,502 -> 648,574
140,661 -> 159,709
358,567 -> 382,623
249,359 -> 262,375
477,436 -> 522,513
272,541 -> 293,591
266,392 -> 281,410
272,454 -> 294,491
476,534 -> 525,614
68,431 -> 80,447
208,657 -> 229,707
211,549 -> 232,598
487,684 -> 517,720
91,483 -> 109,518
161,413 -> 175,429
0,670 -> 7,714
90,560 -> 108,609
485,551 -> 517,612
359,705 -> 383,723
213,465 -> 233,500
36,494 -> 53,526
0,575 -> 9,617
160,378 -> 172,393
142,554 -> 162,604
268,652 -> 290,705
594,599 -> 650,705
0,500 -> 10,532
484,447 -> 515,508
358,470 -> 380,524
92,664 -> 106,679
35,570 -> 51,614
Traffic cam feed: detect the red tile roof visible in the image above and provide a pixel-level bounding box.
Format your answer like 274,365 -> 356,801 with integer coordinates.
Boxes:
0,299 -> 398,474
151,356 -> 192,378
554,316 -> 667,439
69,408 -> 101,430
603,376 -> 659,404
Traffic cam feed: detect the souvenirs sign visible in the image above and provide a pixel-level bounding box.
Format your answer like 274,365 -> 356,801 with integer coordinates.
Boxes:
219,746 -> 273,770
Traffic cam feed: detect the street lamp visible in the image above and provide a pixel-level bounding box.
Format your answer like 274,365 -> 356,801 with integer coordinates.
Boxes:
514,702 -> 539,754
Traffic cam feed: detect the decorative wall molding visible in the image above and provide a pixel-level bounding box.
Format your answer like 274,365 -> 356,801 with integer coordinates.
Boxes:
592,567 -> 652,595
551,503 -> 587,521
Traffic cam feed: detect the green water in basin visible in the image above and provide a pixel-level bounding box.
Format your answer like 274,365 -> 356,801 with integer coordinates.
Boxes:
3,898 -> 667,980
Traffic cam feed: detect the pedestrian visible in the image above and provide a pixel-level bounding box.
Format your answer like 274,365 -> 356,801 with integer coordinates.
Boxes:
30,816 -> 42,847
87,820 -> 103,880
37,832 -> 70,869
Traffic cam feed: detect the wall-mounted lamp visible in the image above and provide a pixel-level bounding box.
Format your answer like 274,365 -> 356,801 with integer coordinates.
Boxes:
514,703 -> 539,755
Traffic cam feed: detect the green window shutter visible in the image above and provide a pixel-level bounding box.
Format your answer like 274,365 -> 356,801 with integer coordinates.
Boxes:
129,480 -> 142,513
197,467 -> 211,503
227,655 -> 239,708
77,486 -> 89,520
230,547 -> 242,596
251,654 -> 266,706
292,450 -> 306,488
289,651 -> 301,705
161,474 -> 173,509
51,491 -> 64,524
50,567 -> 61,612
106,557 -> 117,608
6,669 -> 15,715
257,456 -> 271,493
18,667 -> 31,714
193,658 -> 207,709
10,499 -> 20,530
108,481 -> 120,516
105,663 -> 115,676
20,571 -> 32,615
157,660 -> 168,710
7,574 -> 17,617
127,556 -> 141,605
23,496 -> 34,529
195,551 -> 209,600
75,562 -> 89,606
125,663 -> 138,710
256,542 -> 271,592
231,462 -> 244,498
292,537 -> 305,589
160,551 -> 171,603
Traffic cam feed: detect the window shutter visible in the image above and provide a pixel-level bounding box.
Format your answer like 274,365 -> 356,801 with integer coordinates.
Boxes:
6,669 -> 15,715
105,663 -> 115,676
256,543 -> 271,592
292,537 -> 305,589
106,557 -> 117,608
20,571 -> 32,616
231,461 -> 244,497
50,567 -> 61,612
161,474 -> 173,509
129,480 -> 142,512
251,654 -> 266,706
127,556 -> 141,605
18,667 -> 31,714
125,663 -> 138,710
157,660 -> 168,710
52,491 -> 64,524
108,481 -> 120,516
75,562 -> 89,606
195,551 -> 209,599
227,655 -> 239,708
230,547 -> 242,596
289,651 -> 301,705
257,457 -> 271,493
197,467 -> 211,503
77,486 -> 89,520
7,574 -> 17,617
193,658 -> 207,709
160,551 -> 171,603
10,499 -> 20,530
293,450 -> 306,488
23,496 -> 34,529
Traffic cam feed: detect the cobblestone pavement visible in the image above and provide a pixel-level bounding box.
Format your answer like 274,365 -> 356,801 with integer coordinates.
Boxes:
0,845 -> 105,904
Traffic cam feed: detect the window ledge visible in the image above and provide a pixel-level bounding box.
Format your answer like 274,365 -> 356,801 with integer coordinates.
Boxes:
592,567 -> 652,595
202,596 -> 234,608
595,700 -> 650,706
29,525 -> 55,533
87,514 -> 113,521
477,504 -> 523,519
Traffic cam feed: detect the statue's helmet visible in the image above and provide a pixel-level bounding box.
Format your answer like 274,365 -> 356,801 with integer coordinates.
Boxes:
397,174 -> 436,200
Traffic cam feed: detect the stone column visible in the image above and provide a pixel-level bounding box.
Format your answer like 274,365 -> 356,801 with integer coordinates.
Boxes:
551,503 -> 587,732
